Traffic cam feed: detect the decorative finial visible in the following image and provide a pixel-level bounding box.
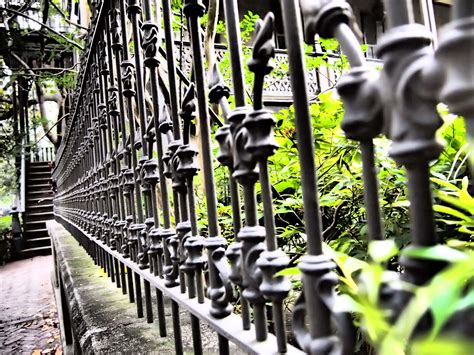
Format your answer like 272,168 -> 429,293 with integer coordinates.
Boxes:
248,14 -> 275,75
180,83 -> 196,120
208,63 -> 231,104
180,84 -> 196,145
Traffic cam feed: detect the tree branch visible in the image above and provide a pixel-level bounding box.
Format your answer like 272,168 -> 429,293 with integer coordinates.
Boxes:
0,6 -> 84,51
14,64 -> 79,79
11,64 -> 78,73
34,113 -> 69,145
48,0 -> 88,30
10,52 -> 34,76
6,0 -> 34,23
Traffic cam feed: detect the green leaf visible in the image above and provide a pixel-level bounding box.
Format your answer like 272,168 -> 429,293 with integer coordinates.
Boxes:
434,204 -> 472,221
368,239 -> 399,263
461,176 -> 469,192
382,257 -> 473,352
447,239 -> 474,249
429,278 -> 464,336
459,225 -> 474,234
391,200 -> 410,208
323,243 -> 366,291
410,337 -> 474,355
431,177 -> 461,192
438,193 -> 474,215
401,245 -> 470,263
359,263 -> 384,305
274,267 -> 301,277
427,258 -> 474,337
453,290 -> 474,313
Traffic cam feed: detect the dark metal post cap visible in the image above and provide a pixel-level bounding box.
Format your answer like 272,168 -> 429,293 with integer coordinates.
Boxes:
183,0 -> 206,18
300,0 -> 352,41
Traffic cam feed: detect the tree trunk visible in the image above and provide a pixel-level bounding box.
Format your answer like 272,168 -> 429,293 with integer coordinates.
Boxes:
204,0 -> 219,70
34,81 -> 60,147
204,0 -> 220,116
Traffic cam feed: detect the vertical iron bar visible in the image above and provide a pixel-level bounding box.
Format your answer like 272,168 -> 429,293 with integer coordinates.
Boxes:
134,271 -> 144,318
126,2 -> 146,269
171,301 -> 183,355
127,265 -> 135,303
191,315 -> 203,355
219,0 -> 253,332
184,0 -> 232,323
218,334 -> 230,355
156,288 -> 167,337
222,0 -> 246,106
114,258 -> 122,288
144,279 -> 154,323
406,165 -> 436,246
360,141 -> 383,240
109,254 -> 114,281
378,0 -> 444,288
161,0 -> 181,139
128,0 -> 148,157
120,262 -> 127,294
279,0 -> 331,344
383,0 -> 414,28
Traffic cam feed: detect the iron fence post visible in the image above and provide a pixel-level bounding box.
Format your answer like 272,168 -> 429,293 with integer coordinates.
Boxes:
184,0 -> 233,321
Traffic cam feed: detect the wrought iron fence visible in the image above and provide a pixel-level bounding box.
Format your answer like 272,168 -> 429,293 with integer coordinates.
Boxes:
52,0 -> 473,353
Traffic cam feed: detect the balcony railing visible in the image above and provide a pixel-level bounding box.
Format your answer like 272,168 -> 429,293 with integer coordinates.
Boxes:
175,41 -> 381,103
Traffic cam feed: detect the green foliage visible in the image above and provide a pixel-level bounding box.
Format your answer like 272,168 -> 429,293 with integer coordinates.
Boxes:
203,12 -> 473,353
433,177 -> 474,234
49,71 -> 76,90
0,113 -> 19,201
268,103 -> 472,351
0,158 -> 17,203
0,215 -> 12,265
0,1 -> 80,207
0,215 -> 12,232
266,91 -> 411,260
324,241 -> 474,354
240,11 -> 261,43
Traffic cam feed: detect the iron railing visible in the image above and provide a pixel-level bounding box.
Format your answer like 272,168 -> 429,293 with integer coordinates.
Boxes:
52,0 -> 474,354
32,146 -> 55,162
175,40 -> 381,102
17,139 -> 26,214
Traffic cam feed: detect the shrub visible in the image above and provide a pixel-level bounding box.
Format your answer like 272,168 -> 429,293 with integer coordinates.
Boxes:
0,215 -> 12,265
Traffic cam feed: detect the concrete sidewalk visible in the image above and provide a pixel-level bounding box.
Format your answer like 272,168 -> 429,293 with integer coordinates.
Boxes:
0,256 -> 62,354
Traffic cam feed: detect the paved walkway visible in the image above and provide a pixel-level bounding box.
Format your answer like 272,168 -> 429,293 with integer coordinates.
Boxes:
0,256 -> 62,354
